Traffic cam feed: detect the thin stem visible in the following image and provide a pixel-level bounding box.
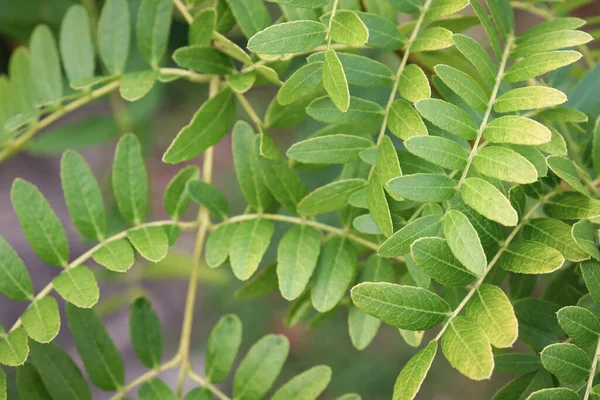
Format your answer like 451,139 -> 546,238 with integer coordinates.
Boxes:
456,34 -> 514,189
9,219 -> 197,333
583,338 -> 600,400
326,0 -> 340,49
0,80 -> 120,163
159,68 -> 214,83
175,76 -> 220,395
109,354 -> 182,400
172,0 -> 193,24
374,0 -> 434,148
432,190 -> 558,342
188,370 -> 232,400
213,213 -> 398,258
235,92 -> 265,131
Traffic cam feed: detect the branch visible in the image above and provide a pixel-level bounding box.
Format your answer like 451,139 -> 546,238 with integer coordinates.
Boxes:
188,369 -> 232,400
9,219 -> 198,333
584,337 -> 600,400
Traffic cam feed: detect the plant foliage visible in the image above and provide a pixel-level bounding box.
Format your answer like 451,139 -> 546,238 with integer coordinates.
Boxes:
0,0 -> 599,398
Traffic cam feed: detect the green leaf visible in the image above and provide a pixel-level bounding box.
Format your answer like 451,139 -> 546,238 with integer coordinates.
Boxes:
523,218 -> 589,262
139,379 -> 177,400
277,62 -> 323,105
387,99 -> 428,139
504,51 -> 582,83
483,116 -> 551,145
354,12 -> 405,50
21,297 -> 60,343
351,282 -> 451,330
297,179 -> 366,216
136,0 -> 173,68
511,30 -> 592,59
287,134 -> 372,164
469,0 -> 501,59
206,314 -> 242,383
225,0 -> 271,38
541,343 -> 590,384
349,256 -> 395,350
331,11 -> 368,47
538,127 -> 567,156
460,177 -> 518,227
494,353 -> 541,375
29,342 -> 91,400
60,150 -> 106,241
353,214 -> 381,235
271,365 -> 331,400
452,33 -> 496,87
312,237 -> 357,312
408,136 -> 467,170
277,225 -> 321,301
184,388 -> 212,400
494,87 -> 567,113
11,179 -> 69,267
119,70 -> 158,102
16,362 -> 52,400
398,64 -> 430,103
92,239 -> 135,272
188,180 -> 229,219
368,172 -> 393,237
60,5 -> 95,81
30,25 -> 62,105
127,226 -> 169,262
308,52 -> 394,87
0,326 -> 28,367
378,215 -> 442,258
572,220 -> 600,261
189,8 -> 215,46
336,395 -> 362,400
172,46 -> 234,74
410,237 -> 477,287
66,304 -> 124,390
442,316 -> 493,380
268,0 -> 328,7
233,334 -> 289,400
112,134 -> 148,224
392,341 -> 437,400
435,64 -> 487,112
236,263 -> 279,299
248,21 -> 327,54
307,96 -> 384,125
543,192 -> 600,220
581,260 -> 600,308
387,173 -> 456,203
527,388 -> 580,400
424,0 -> 469,20
206,223 -> 236,268
0,237 -> 33,301
228,71 -> 256,94
547,155 -> 587,194
163,89 -> 235,164
472,146 -> 538,184
497,240 -> 564,274
230,219 -> 274,281
465,284 -> 518,348
443,209 -> 487,275
53,266 -> 99,308
97,0 -> 130,74
411,27 -> 453,52
323,50 -> 350,112
376,135 -> 402,189
416,99 -> 477,140
557,306 -> 600,348
258,152 -> 307,214
232,122 -> 274,211
164,166 -> 199,219
130,297 -> 162,368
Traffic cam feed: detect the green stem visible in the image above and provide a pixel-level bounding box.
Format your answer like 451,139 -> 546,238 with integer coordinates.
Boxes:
456,34 -> 514,189
583,338 -> 600,400
0,80 -> 120,163
432,190 -> 558,342
235,91 -> 265,131
326,0 -> 340,49
9,219 -> 197,333
188,370 -> 232,400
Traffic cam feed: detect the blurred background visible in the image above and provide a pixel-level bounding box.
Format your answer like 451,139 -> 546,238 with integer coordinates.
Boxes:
0,0 -> 599,399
